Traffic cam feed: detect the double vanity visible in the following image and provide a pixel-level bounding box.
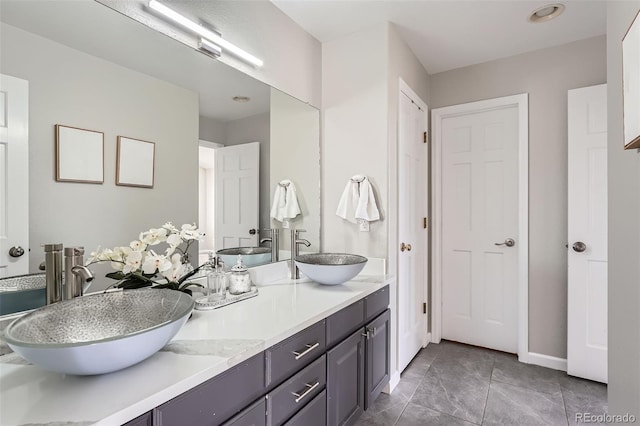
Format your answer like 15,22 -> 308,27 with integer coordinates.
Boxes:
0,274 -> 392,426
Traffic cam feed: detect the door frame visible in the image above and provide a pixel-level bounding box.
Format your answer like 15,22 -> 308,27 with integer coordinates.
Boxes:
431,93 -> 529,361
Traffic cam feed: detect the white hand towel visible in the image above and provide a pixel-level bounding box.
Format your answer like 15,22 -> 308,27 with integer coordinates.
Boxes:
270,180 -> 301,222
336,176 -> 380,224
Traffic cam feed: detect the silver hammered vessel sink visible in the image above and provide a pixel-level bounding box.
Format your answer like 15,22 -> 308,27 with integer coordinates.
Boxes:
295,253 -> 368,285
4,288 -> 194,375
217,247 -> 272,267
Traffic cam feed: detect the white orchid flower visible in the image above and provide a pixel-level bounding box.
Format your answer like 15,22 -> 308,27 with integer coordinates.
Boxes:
139,228 -> 168,246
162,253 -> 185,281
142,250 -> 172,275
162,222 -> 179,233
86,247 -> 103,264
179,223 -> 203,241
122,251 -> 143,274
111,246 -> 132,262
98,248 -> 114,262
166,233 -> 183,247
129,240 -> 147,252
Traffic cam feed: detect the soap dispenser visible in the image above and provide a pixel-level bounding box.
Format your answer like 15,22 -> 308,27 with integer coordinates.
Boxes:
206,254 -> 226,302
228,254 -> 252,295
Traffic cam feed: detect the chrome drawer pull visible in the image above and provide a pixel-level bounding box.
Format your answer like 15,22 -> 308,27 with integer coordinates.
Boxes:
292,381 -> 320,403
292,342 -> 320,360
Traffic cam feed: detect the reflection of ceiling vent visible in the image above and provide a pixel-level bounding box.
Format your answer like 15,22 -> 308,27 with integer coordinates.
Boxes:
528,4 -> 565,23
232,96 -> 251,103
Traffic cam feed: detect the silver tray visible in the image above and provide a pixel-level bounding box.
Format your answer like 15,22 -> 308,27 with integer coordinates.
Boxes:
194,286 -> 259,311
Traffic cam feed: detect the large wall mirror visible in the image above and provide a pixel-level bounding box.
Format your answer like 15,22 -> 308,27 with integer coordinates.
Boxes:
0,0 -> 320,294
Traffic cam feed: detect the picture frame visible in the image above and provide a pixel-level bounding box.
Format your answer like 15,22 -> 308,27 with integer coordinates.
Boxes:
116,136 -> 155,188
55,124 -> 104,183
623,9 -> 640,150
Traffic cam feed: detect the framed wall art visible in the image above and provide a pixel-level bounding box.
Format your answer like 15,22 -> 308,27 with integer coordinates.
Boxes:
116,136 -> 155,188
623,9 -> 640,150
55,124 -> 104,183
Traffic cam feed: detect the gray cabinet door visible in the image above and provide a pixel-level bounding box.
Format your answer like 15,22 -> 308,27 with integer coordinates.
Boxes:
365,309 -> 390,409
326,328 -> 365,426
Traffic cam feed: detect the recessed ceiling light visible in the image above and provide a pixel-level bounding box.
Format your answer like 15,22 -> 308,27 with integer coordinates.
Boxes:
528,3 -> 565,23
232,96 -> 251,103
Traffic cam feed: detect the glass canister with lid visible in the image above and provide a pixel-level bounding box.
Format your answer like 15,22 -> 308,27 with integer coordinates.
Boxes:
228,254 -> 252,295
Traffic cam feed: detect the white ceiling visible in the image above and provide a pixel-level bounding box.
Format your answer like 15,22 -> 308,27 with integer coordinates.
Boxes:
272,0 -> 607,74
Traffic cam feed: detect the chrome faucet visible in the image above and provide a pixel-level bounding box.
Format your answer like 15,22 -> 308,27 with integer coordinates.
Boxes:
290,229 -> 311,279
260,229 -> 280,262
43,243 -> 64,304
64,247 -> 94,299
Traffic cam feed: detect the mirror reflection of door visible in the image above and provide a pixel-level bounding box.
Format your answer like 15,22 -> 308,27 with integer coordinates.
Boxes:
199,141 -> 260,260
0,74 -> 29,278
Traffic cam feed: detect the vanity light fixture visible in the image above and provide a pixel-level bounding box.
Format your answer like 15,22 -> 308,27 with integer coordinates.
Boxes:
528,3 -> 565,23
148,0 -> 264,67
198,37 -> 221,58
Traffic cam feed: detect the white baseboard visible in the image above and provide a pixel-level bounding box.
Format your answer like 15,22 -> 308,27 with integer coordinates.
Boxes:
526,352 -> 567,372
383,371 -> 401,394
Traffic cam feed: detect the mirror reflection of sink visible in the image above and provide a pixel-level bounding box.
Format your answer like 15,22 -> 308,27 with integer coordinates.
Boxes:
217,247 -> 272,268
4,288 -> 194,375
295,253 -> 368,285
0,274 -> 46,316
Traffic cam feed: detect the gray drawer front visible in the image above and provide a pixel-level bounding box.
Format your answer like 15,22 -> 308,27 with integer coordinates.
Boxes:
266,320 -> 326,387
284,390 -> 327,426
157,353 -> 265,426
267,354 -> 326,426
364,286 -> 389,322
223,397 -> 266,426
326,299 -> 365,347
123,411 -> 152,426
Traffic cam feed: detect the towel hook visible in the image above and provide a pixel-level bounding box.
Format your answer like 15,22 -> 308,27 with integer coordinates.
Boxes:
350,175 -> 365,183
278,181 -> 290,188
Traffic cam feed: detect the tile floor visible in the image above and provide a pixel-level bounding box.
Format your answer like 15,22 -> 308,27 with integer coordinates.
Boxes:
356,340 -> 607,426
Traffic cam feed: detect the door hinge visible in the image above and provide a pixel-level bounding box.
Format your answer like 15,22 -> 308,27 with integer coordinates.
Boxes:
423,302 -> 427,314
423,131 -> 428,143
423,217 -> 428,229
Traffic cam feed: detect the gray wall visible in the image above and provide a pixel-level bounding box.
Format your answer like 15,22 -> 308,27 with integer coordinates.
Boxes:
1,23 -> 199,290
430,36 -> 607,359
607,1 -> 640,417
270,88 -> 321,252
322,23 -> 389,259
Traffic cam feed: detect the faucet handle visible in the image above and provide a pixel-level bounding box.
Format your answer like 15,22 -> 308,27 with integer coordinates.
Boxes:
294,229 -> 307,235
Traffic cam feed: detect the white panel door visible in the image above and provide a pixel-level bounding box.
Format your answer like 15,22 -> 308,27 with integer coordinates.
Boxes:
441,104 -> 519,353
567,84 -> 607,383
398,89 -> 428,372
0,74 -> 29,277
214,142 -> 260,250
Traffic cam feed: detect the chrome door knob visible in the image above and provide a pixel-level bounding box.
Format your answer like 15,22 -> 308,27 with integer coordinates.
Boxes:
249,229 -> 257,235
494,238 -> 515,247
572,242 -> 587,253
9,246 -> 25,257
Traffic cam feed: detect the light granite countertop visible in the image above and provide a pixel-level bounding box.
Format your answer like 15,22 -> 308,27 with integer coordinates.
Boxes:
0,274 -> 392,426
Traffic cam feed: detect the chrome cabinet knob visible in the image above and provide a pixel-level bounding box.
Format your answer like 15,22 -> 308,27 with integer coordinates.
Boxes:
9,246 -> 25,257
494,238 -> 515,247
572,242 -> 587,253
249,229 -> 257,235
